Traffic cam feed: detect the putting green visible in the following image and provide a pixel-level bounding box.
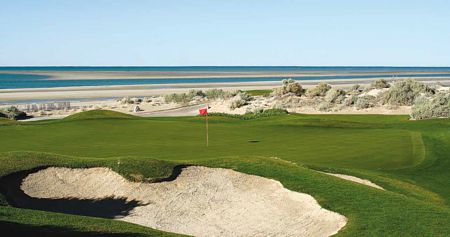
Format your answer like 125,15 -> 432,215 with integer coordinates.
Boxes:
0,113 -> 422,169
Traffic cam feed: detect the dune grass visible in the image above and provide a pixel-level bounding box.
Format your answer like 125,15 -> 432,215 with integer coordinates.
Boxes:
0,110 -> 449,236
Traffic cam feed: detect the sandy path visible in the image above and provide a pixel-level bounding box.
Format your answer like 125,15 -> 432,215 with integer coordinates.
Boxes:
21,166 -> 347,237
322,172 -> 384,190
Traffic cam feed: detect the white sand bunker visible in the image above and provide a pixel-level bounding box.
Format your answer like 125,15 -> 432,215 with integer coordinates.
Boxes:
21,166 -> 347,237
323,172 -> 384,190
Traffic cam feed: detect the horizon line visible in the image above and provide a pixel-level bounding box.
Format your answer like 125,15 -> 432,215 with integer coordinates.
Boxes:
1,65 -> 450,68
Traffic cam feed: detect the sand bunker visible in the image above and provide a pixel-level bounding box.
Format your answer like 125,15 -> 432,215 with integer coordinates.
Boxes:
323,172 -> 384,190
21,166 -> 346,237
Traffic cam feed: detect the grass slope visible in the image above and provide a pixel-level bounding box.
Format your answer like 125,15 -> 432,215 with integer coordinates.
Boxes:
0,110 -> 449,236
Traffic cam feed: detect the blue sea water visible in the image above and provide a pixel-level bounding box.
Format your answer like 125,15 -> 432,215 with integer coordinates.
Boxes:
1,66 -> 450,89
2,66 -> 450,72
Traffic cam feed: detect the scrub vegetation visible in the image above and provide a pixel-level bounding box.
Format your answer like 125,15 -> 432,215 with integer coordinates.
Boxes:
0,106 -> 28,120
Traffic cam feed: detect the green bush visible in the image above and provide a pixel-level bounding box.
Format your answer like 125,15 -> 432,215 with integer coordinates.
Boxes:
272,79 -> 304,96
355,95 -> 376,109
306,82 -> 331,97
0,106 -> 28,120
383,79 -> 435,106
411,92 -> 450,120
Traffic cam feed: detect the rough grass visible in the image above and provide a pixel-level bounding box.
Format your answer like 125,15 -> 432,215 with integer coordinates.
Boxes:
208,108 -> 288,120
0,111 -> 449,236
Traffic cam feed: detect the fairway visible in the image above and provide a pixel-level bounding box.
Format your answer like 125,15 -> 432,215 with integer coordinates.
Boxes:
0,111 -> 449,236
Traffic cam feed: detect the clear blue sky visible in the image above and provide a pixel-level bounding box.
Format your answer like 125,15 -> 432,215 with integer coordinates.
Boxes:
1,0 -> 449,66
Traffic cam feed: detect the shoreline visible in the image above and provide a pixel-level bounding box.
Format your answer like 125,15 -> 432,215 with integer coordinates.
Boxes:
3,70 -> 450,80
1,77 -> 450,102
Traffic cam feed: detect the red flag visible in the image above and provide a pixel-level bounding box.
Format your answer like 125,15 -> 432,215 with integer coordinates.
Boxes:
199,108 -> 208,116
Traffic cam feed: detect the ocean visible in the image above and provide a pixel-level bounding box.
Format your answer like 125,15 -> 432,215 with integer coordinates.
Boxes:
1,66 -> 450,90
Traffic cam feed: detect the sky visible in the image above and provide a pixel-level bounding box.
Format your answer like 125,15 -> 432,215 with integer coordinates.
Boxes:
1,0 -> 450,66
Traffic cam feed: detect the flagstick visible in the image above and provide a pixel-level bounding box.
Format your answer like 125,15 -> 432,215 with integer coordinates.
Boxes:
206,113 -> 209,147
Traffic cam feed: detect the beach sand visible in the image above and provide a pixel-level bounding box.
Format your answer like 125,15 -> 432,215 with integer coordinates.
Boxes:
1,77 -> 449,102
1,78 -> 448,121
4,69 -> 450,80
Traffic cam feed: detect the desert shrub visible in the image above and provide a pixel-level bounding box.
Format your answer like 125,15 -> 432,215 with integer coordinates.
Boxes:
165,89 -> 233,101
325,89 -> 346,103
370,79 -> 390,89
205,89 -> 229,100
164,93 -> 191,104
411,92 -> 450,119
118,97 -> 133,104
344,95 -> 358,106
130,97 -> 142,104
347,84 -> 363,96
0,106 -> 28,120
164,90 -> 208,104
143,97 -> 153,103
188,89 -> 206,98
272,79 -> 304,96
383,79 -> 435,106
355,95 -> 376,109
351,84 -> 361,91
306,82 -> 331,97
317,102 -> 332,112
229,92 -> 252,109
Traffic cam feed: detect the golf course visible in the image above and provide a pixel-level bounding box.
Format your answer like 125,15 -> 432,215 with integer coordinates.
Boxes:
0,109 -> 449,236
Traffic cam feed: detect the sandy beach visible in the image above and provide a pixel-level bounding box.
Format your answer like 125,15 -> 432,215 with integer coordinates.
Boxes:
3,69 -> 450,80
1,76 -> 448,121
1,77 -> 449,102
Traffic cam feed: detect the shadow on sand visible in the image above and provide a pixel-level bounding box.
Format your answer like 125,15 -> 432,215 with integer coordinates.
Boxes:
0,167 -> 141,218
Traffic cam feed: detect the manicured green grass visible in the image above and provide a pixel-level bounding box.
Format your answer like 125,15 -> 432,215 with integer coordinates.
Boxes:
244,89 -> 273,96
0,110 -> 449,236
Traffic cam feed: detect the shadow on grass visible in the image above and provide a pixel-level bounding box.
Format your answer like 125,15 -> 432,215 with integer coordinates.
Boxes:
0,220 -> 143,237
0,167 -> 142,219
